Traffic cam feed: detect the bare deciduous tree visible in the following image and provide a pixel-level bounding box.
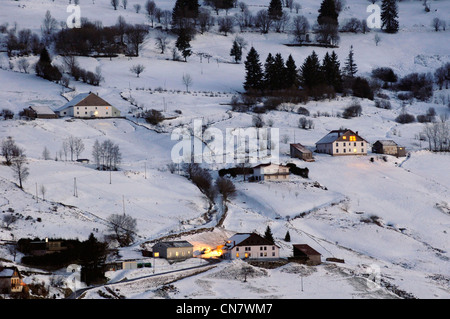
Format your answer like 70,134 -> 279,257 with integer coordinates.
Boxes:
130,64 -> 145,77
155,33 -> 170,54
182,73 -> 193,92
106,213 -> 137,247
10,147 -> 29,189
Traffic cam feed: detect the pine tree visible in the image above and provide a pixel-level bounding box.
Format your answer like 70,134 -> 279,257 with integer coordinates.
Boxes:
264,225 -> 275,243
243,47 -> 264,92
317,0 -> 338,26
268,0 -> 283,20
272,53 -> 287,90
381,0 -> 399,33
175,28 -> 192,61
284,231 -> 291,242
322,51 -> 342,92
172,0 -> 200,23
285,54 -> 298,89
230,40 -> 242,63
343,45 -> 358,78
263,53 -> 275,90
299,51 -> 323,89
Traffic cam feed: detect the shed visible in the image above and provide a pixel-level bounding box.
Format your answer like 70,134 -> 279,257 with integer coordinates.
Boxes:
23,105 -> 58,119
292,244 -> 322,265
372,140 -> 406,157
290,143 -> 314,162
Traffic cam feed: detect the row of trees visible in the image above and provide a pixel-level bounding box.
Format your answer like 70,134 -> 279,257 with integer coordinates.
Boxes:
243,45 -> 363,99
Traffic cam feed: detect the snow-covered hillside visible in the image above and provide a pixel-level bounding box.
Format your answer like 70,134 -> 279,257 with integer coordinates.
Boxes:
0,0 -> 449,300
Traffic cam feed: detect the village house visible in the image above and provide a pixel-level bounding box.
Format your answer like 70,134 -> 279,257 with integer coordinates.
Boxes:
372,140 -> 406,157
290,143 -> 314,162
251,163 -> 290,182
22,105 -> 58,119
315,129 -> 368,156
55,92 -> 121,118
291,244 -> 322,266
222,233 -> 280,260
152,241 -> 193,260
0,266 -> 26,294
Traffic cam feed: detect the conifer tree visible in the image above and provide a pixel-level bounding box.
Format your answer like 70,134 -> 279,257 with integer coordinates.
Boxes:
381,0 -> 399,33
299,51 -> 323,89
175,28 -> 192,61
343,45 -> 358,78
272,53 -> 287,90
264,225 -> 275,243
284,231 -> 291,242
285,54 -> 298,89
230,39 -> 242,63
322,51 -> 342,92
243,47 -> 264,92
263,53 -> 276,90
317,0 -> 338,26
268,0 -> 283,20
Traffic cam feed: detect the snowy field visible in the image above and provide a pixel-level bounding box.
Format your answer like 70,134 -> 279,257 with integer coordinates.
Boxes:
0,0 -> 449,300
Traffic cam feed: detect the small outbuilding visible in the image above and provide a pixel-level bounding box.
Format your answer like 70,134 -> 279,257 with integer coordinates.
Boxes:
290,143 -> 314,162
291,244 -> 322,266
22,105 -> 58,119
152,241 -> 194,260
372,140 -> 406,157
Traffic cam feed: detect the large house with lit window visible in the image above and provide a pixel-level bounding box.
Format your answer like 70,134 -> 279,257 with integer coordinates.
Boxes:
55,92 -> 121,118
223,233 -> 280,260
315,129 -> 368,156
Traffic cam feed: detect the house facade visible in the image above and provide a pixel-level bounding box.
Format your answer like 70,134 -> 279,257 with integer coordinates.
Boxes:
315,129 -> 368,156
55,92 -> 121,118
252,163 -> 290,181
223,233 -> 280,260
152,241 -> 193,260
0,266 -> 25,294
290,143 -> 314,162
372,140 -> 406,157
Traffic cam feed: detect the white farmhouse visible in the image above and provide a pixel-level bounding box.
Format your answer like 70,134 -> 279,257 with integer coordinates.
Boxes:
223,233 -> 280,260
55,92 -> 121,118
252,163 -> 290,181
315,129 -> 368,156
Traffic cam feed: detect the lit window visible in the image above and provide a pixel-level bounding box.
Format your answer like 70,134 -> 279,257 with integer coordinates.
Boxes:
343,136 -> 347,139
354,149 -> 357,153
236,253 -> 239,258
350,136 -> 356,141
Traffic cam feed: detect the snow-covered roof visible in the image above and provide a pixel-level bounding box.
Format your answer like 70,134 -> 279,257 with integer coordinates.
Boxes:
376,140 -> 398,146
29,105 -> 56,115
290,143 -> 312,153
153,241 -> 193,249
316,132 -> 341,145
226,233 -> 251,248
55,93 -> 90,112
0,268 -> 15,277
